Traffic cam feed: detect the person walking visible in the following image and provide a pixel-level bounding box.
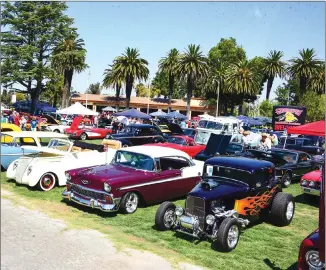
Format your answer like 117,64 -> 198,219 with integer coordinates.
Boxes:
30,117 -> 38,132
20,116 -> 27,131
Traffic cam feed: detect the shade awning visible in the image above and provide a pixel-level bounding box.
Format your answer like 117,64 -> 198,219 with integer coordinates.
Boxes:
166,111 -> 187,120
102,106 -> 117,112
287,120 -> 325,136
150,111 -> 167,117
113,108 -> 151,119
56,102 -> 98,116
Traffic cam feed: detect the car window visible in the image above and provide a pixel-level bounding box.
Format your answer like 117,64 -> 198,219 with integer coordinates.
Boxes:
149,127 -> 159,135
287,138 -> 295,145
295,139 -> 304,145
303,139 -> 311,146
167,137 -> 186,145
298,153 -> 308,162
9,137 -> 38,147
113,150 -> 154,171
159,156 -> 190,170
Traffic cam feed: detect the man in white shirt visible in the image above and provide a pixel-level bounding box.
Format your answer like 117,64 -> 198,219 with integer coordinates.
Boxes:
258,133 -> 272,151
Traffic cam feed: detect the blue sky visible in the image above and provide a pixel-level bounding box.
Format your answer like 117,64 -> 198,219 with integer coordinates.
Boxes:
66,2 -> 325,101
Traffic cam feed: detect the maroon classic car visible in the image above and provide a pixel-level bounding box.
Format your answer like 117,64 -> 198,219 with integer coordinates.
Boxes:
62,146 -> 204,214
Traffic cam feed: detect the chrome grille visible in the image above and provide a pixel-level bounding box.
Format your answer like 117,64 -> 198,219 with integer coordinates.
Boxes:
71,184 -> 106,201
185,196 -> 206,230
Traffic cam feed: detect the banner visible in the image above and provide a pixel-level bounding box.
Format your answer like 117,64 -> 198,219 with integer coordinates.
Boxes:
272,105 -> 307,131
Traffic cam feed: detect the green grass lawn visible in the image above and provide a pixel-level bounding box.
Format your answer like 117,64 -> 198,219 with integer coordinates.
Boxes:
1,168 -> 320,270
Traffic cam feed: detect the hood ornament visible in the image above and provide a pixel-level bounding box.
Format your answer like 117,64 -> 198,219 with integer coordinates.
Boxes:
81,179 -> 90,185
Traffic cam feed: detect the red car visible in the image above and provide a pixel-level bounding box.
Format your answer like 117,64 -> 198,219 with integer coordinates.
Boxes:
300,170 -> 322,197
64,116 -> 112,140
146,135 -> 205,157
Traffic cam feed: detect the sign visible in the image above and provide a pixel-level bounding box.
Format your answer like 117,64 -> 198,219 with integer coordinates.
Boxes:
272,105 -> 307,131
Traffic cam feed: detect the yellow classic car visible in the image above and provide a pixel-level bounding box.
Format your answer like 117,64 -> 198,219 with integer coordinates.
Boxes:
1,124 -> 34,143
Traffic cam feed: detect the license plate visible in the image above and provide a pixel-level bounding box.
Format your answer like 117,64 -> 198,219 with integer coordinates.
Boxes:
303,188 -> 311,193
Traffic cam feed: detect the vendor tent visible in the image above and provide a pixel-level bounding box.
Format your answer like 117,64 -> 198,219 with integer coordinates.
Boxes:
56,102 -> 98,116
113,108 -> 151,119
150,111 -> 167,117
102,106 -> 117,112
166,111 -> 187,120
287,120 -> 325,136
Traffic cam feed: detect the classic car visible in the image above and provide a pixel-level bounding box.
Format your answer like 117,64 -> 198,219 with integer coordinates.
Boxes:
6,139 -> 116,191
182,128 -> 197,139
1,131 -> 68,170
105,124 -> 165,147
62,146 -> 204,214
277,137 -> 325,155
154,122 -> 184,138
145,135 -> 205,158
236,148 -> 318,188
300,169 -> 322,197
1,124 -> 23,143
298,229 -> 324,270
154,157 -> 295,252
65,116 -> 112,140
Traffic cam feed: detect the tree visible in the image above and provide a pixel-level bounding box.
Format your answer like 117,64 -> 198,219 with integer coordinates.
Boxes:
288,48 -> 323,94
308,63 -> 325,94
1,2 -> 74,114
259,100 -> 274,117
41,72 -> 64,107
52,32 -> 87,108
158,48 -> 180,112
102,65 -> 124,110
299,91 -> 325,122
262,50 -> 286,100
113,48 -> 149,109
178,44 -> 209,117
274,79 -> 300,106
135,83 -> 160,98
86,82 -> 102,94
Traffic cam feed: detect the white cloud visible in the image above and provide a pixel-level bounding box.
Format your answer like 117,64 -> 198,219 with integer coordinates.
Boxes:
254,7 -> 262,18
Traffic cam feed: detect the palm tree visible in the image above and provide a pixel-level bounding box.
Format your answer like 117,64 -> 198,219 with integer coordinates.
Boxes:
308,63 -> 325,94
288,48 -> 323,94
158,48 -> 180,113
262,50 -> 286,100
226,59 -> 260,115
52,32 -> 87,108
113,48 -> 149,109
178,44 -> 209,117
102,65 -> 124,110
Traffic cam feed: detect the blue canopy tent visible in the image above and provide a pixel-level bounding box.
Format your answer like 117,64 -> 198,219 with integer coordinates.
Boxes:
166,111 -> 187,120
13,101 -> 56,114
150,111 -> 167,117
113,108 -> 151,119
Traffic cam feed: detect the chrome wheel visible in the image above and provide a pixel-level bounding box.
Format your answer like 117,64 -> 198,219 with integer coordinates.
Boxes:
125,193 -> 138,213
163,209 -> 175,229
227,225 -> 239,249
39,173 -> 56,191
80,133 -> 87,140
286,201 -> 294,221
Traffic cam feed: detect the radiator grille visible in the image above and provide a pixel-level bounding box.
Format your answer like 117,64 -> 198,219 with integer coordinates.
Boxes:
71,184 -> 106,201
185,196 -> 206,230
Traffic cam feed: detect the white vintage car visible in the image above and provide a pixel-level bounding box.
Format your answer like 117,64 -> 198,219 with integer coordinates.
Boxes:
6,138 -> 117,191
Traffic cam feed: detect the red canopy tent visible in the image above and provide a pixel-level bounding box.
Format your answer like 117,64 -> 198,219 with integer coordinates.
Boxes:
287,120 -> 325,136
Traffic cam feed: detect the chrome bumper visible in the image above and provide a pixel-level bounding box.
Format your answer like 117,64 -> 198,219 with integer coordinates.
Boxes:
62,190 -> 121,212
301,187 -> 320,196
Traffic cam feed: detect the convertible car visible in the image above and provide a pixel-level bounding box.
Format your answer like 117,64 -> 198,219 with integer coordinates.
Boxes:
62,146 -> 204,214
145,135 -> 205,158
6,138 -> 116,191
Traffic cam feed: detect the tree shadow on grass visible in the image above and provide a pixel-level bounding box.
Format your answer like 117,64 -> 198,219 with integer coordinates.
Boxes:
294,193 -> 320,208
263,258 -> 297,270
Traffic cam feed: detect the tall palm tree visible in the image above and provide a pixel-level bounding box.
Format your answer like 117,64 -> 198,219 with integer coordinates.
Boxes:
113,48 -> 149,109
308,63 -> 325,94
262,50 -> 286,100
52,33 -> 87,108
178,44 -> 209,117
288,48 -> 323,94
158,48 -> 180,113
226,59 -> 260,115
102,65 -> 124,110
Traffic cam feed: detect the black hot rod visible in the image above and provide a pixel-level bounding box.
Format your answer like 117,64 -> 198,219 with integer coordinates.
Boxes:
154,157 -> 295,252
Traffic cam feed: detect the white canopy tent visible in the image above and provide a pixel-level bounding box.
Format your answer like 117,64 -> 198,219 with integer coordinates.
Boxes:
102,106 -> 117,112
56,102 -> 98,116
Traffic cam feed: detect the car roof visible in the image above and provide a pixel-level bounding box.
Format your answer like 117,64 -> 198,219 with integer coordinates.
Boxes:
119,145 -> 191,159
205,156 -> 274,172
1,131 -> 68,138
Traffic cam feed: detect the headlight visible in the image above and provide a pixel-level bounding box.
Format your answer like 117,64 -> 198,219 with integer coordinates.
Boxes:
206,214 -> 215,225
305,250 -> 323,269
65,173 -> 71,182
13,161 -> 18,170
27,166 -> 32,175
104,182 -> 111,192
301,180 -> 307,186
175,206 -> 184,216
309,181 -> 315,188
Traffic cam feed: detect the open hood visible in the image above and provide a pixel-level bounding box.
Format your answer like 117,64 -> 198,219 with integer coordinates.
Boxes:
69,116 -> 83,130
166,123 -> 184,134
204,134 -> 232,156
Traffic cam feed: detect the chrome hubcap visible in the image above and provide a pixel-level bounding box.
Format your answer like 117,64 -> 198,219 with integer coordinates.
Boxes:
126,194 -> 138,213
286,201 -> 294,220
163,210 -> 175,228
227,225 -> 239,248
41,175 -> 54,190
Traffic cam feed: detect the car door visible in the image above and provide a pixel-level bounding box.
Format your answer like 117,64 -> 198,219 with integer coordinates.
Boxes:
297,153 -> 313,176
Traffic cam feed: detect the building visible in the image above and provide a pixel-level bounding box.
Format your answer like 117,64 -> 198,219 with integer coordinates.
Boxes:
71,94 -> 215,117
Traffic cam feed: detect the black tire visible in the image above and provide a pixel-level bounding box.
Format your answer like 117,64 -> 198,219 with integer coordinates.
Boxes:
80,133 -> 87,141
120,192 -> 139,214
281,172 -> 292,188
216,218 -> 240,252
53,129 -> 60,133
155,202 -> 176,231
270,192 -> 295,226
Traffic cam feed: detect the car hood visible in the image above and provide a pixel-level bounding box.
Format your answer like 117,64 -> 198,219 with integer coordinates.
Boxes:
302,170 -> 321,182
188,178 -> 249,200
166,123 -> 184,134
204,134 -> 232,156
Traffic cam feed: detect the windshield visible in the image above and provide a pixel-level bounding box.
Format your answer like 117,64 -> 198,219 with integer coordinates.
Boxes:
198,120 -> 223,130
273,150 -> 297,163
120,126 -> 136,134
113,150 -> 155,171
167,137 -> 186,145
195,131 -> 210,145
47,139 -> 71,152
204,165 -> 251,184
226,144 -> 243,152
183,129 -> 194,136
